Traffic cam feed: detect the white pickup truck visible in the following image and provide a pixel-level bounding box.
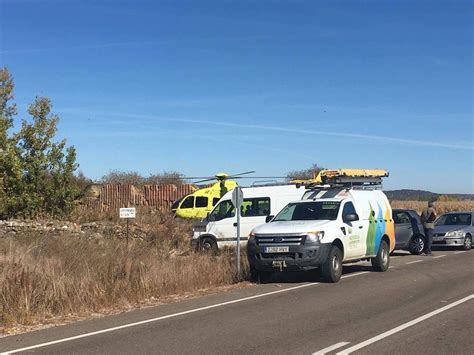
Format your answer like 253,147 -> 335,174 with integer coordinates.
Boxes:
247,187 -> 395,282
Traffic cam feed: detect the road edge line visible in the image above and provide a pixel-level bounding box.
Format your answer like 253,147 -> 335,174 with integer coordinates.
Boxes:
313,341 -> 350,355
2,272 -> 373,354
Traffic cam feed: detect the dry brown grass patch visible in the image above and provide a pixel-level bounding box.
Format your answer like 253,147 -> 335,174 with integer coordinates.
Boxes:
0,219 -> 247,333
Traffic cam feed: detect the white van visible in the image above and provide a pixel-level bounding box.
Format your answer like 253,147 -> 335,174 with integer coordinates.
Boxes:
192,184 -> 307,252
247,187 -> 395,283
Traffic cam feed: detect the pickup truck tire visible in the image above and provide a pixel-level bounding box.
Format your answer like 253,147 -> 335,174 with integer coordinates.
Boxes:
408,235 -> 425,255
462,234 -> 472,250
249,267 -> 271,284
371,240 -> 390,272
321,245 -> 343,283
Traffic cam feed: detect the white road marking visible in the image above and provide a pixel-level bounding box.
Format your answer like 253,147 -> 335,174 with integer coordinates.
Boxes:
335,294 -> 474,354
432,254 -> 446,259
454,251 -> 466,254
341,272 -> 370,279
406,260 -> 423,265
2,272 -> 371,354
313,341 -> 350,355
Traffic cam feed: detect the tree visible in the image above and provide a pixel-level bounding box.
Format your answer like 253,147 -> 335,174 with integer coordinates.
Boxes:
101,170 -> 147,186
101,170 -> 184,186
146,171 -> 184,185
287,163 -> 324,181
0,68 -> 18,216
0,68 -> 80,219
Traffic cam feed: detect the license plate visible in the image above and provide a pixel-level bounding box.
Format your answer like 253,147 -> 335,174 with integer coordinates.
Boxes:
433,237 -> 444,242
265,246 -> 289,253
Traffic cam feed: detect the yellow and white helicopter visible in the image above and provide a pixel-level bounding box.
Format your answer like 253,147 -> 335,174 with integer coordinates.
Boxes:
171,171 -> 250,219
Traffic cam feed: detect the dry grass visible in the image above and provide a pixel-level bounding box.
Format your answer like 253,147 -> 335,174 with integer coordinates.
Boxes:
0,217 -> 248,333
391,200 -> 474,214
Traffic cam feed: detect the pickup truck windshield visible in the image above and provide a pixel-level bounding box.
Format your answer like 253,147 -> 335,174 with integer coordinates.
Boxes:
274,201 -> 340,221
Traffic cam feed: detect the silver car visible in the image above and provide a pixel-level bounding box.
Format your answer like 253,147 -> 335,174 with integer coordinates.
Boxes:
433,211 -> 473,250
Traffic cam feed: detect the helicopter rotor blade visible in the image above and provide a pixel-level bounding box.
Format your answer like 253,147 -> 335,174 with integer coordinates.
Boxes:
181,176 -> 214,180
226,171 -> 256,178
239,176 -> 288,179
192,178 -> 218,184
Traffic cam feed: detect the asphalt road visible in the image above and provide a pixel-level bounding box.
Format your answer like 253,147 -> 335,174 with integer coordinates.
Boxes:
1,248 -> 473,355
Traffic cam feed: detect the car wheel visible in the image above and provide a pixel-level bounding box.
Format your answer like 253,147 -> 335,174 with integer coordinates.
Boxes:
371,240 -> 390,272
321,245 -> 343,283
462,234 -> 472,251
199,236 -> 218,255
409,235 -> 425,255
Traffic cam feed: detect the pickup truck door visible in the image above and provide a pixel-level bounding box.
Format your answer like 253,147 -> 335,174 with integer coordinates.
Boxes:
341,201 -> 366,259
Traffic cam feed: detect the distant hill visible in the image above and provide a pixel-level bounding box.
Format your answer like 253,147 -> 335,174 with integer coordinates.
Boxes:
385,189 -> 474,201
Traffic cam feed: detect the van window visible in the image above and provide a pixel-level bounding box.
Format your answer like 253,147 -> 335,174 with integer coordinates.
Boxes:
342,202 -> 357,216
241,198 -> 271,217
195,196 -> 208,208
209,200 -> 235,221
180,196 -> 194,209
212,198 -> 220,206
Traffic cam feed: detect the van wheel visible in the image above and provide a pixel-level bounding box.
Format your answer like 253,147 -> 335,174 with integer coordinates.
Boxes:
463,234 -> 472,250
199,237 -> 218,255
409,235 -> 425,255
372,240 -> 390,272
249,267 -> 271,284
321,246 -> 343,283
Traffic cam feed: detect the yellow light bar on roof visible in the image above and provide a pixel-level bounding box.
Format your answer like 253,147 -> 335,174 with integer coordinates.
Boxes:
290,169 -> 389,185
320,169 -> 389,178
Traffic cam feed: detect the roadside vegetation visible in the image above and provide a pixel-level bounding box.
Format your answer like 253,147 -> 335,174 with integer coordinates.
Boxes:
0,214 -> 248,333
391,200 -> 474,214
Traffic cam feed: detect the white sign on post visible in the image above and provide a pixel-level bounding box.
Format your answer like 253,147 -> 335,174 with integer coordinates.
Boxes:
120,208 -> 136,219
231,187 -> 243,209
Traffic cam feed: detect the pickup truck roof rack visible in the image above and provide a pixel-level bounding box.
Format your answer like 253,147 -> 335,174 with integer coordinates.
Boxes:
293,169 -> 389,190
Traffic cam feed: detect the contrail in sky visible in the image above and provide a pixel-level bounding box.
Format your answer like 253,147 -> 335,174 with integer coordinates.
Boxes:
73,111 -> 473,151
0,35 -> 272,54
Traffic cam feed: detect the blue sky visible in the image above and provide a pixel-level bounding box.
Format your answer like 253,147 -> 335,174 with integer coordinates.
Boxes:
1,0 -> 472,193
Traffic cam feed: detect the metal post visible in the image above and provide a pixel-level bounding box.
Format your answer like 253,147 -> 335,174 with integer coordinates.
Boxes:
236,205 -> 241,275
126,218 -> 129,248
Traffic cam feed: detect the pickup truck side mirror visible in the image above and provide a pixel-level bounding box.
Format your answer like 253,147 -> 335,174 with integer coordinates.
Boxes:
343,213 -> 359,223
265,215 -> 274,223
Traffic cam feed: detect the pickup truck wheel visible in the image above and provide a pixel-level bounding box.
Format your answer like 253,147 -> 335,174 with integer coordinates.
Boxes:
199,237 -> 218,255
250,267 -> 271,283
371,240 -> 390,272
463,234 -> 472,251
409,235 -> 425,255
321,246 -> 343,283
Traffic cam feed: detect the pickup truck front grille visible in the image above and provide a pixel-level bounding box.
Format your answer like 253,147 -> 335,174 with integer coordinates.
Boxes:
255,234 -> 305,245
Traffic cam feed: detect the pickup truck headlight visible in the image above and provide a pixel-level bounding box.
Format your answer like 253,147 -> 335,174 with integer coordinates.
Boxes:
446,230 -> 464,237
306,231 -> 324,243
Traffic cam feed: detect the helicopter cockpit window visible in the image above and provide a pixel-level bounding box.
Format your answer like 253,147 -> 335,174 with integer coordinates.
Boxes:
209,200 -> 235,221
171,197 -> 183,211
180,196 -> 194,209
195,196 -> 208,208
